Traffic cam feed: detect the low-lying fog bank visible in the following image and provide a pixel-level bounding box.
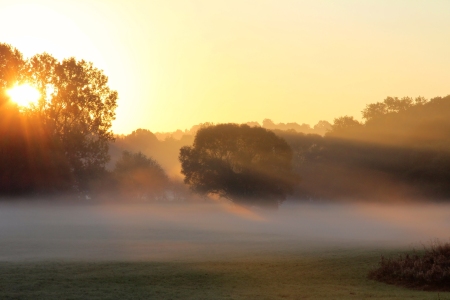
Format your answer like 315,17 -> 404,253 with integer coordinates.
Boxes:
0,200 -> 449,261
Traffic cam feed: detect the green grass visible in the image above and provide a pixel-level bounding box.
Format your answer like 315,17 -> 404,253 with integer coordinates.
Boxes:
0,248 -> 448,300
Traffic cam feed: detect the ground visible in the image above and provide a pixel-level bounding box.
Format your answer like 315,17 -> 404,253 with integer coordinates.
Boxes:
0,201 -> 449,299
1,248 -> 448,299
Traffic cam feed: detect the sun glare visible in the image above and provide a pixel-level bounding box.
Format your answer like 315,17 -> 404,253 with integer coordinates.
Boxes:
7,84 -> 41,107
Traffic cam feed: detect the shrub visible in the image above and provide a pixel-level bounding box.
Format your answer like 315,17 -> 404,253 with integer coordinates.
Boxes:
369,241 -> 450,291
114,151 -> 169,200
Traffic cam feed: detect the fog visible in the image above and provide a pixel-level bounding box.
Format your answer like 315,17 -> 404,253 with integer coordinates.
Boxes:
0,200 -> 449,262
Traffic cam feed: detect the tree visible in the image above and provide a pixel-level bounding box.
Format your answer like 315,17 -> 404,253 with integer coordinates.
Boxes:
114,151 -> 169,200
26,54 -> 117,185
326,115 -> 362,137
179,124 -> 298,207
0,105 -> 72,194
0,43 -> 118,193
313,120 -> 332,135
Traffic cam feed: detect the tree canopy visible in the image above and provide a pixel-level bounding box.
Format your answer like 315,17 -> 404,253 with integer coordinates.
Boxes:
326,115 -> 362,137
361,96 -> 427,122
179,124 -> 298,207
25,53 -> 118,183
0,43 -> 118,194
0,43 -> 24,92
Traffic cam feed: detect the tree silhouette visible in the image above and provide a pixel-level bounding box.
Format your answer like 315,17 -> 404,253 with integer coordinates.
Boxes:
114,151 -> 169,200
179,124 -> 298,207
23,54 -> 118,186
0,43 -> 118,194
0,91 -> 72,194
326,115 -> 362,137
362,96 -> 428,122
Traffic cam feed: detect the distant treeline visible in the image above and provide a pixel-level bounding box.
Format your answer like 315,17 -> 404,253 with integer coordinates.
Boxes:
278,95 -> 450,201
152,119 -> 332,141
111,119 -> 331,179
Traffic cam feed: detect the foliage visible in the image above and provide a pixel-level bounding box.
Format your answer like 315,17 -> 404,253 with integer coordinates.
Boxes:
275,95 -> 450,201
326,115 -> 362,137
114,151 -> 169,200
0,43 -> 117,194
179,123 -> 298,207
24,53 -> 118,186
110,128 -> 195,178
369,242 -> 450,291
263,118 -> 332,135
362,96 -> 428,121
0,100 -> 71,194
0,43 -> 24,91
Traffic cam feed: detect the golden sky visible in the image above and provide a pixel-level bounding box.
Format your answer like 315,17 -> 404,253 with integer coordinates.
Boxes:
1,0 -> 450,134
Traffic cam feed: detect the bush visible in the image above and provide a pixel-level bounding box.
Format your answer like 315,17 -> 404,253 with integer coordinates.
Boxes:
369,241 -> 450,291
114,151 -> 169,200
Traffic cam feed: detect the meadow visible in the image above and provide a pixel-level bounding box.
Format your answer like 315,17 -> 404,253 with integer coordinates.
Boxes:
1,248 -> 449,299
0,201 -> 449,299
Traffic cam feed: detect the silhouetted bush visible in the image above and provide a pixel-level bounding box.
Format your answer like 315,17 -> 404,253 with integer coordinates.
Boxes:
369,242 -> 450,291
114,151 -> 169,200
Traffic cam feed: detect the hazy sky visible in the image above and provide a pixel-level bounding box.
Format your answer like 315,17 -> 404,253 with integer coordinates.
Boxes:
1,0 -> 450,133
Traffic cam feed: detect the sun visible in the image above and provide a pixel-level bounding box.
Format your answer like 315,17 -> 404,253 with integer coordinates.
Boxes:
6,84 -> 41,107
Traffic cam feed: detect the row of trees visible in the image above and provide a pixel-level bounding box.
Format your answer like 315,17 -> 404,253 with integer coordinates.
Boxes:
327,96 -> 432,139
282,95 -> 450,201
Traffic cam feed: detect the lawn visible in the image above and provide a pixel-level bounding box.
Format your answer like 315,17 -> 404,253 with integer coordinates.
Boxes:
1,248 -> 448,300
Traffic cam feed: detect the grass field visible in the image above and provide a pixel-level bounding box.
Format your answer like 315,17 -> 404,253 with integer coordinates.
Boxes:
1,202 -> 449,299
1,248 -> 448,300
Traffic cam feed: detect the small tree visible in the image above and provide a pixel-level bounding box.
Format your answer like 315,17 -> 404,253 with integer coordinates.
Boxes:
114,151 -> 169,200
326,115 -> 362,137
179,123 -> 298,208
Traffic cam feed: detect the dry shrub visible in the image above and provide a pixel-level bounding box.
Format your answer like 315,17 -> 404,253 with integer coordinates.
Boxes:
369,241 -> 450,291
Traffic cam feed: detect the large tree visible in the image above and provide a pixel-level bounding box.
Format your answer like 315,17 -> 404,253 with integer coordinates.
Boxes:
24,53 -> 118,184
179,124 -> 298,207
0,43 -> 118,193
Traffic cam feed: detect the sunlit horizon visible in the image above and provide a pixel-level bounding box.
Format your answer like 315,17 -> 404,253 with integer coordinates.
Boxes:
1,0 -> 450,135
